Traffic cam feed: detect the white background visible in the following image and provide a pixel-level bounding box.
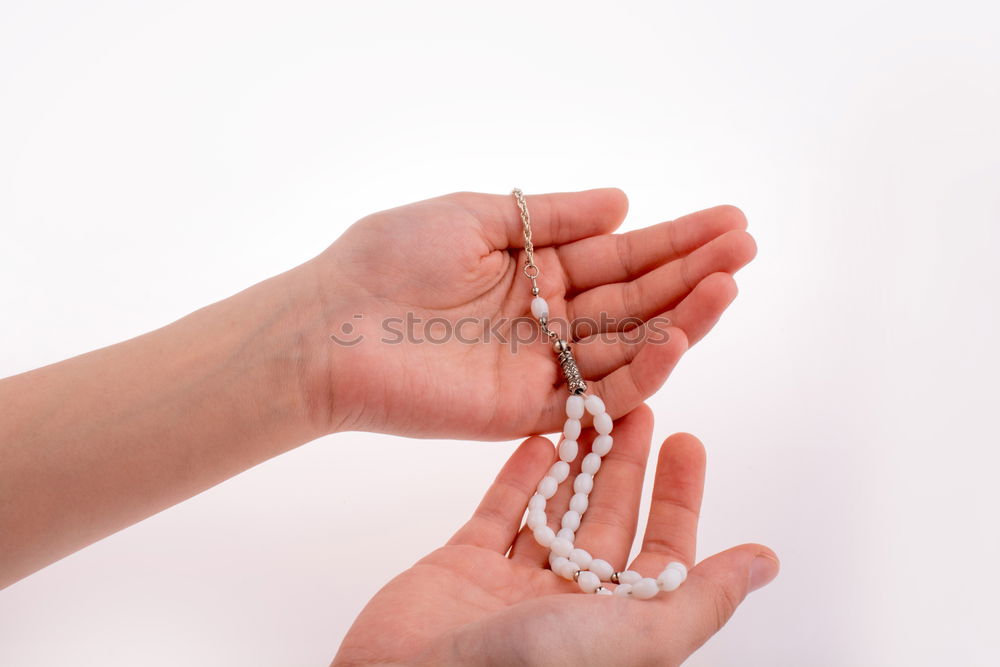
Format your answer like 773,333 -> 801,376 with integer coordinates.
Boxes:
2,1 -> 999,665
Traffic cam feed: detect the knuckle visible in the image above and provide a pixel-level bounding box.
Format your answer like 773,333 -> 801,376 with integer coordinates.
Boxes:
616,232 -> 635,276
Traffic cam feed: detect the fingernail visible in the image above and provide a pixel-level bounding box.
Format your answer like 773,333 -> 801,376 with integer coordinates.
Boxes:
748,554 -> 779,592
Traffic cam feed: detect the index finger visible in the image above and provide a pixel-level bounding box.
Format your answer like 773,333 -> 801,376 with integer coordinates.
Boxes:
556,204 -> 749,291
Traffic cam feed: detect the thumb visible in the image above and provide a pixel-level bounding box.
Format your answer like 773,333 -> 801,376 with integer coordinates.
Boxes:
673,544 -> 779,654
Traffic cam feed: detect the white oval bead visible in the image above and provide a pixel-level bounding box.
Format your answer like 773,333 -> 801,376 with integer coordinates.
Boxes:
559,561 -> 579,581
589,558 -> 614,581
557,527 -> 575,543
657,567 -> 685,592
617,570 -> 642,585
613,583 -> 633,597
573,473 -> 594,495
577,570 -> 601,593
528,493 -> 546,512
666,561 -> 688,581
548,461 -> 570,483
631,577 -> 660,600
558,439 -> 579,462
569,492 -> 589,514
593,412 -> 613,434
592,434 -> 613,457
526,510 -> 546,530
549,552 -> 561,569
566,395 -> 585,419
561,510 -> 581,532
533,525 -> 556,548
537,476 -> 558,499
569,548 -> 593,570
530,297 -> 549,320
584,394 -> 606,415
550,536 -> 573,557
550,555 -> 572,577
563,419 -> 582,441
581,452 -> 602,475
553,556 -> 578,580
596,586 -> 613,596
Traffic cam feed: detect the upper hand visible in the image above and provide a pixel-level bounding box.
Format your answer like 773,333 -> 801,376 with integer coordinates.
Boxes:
310,189 -> 755,438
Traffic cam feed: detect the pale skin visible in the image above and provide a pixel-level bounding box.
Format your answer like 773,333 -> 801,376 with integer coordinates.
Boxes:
334,406 -> 779,666
0,188 -> 765,663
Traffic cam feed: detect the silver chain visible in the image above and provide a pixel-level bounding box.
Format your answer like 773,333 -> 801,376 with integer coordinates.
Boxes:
511,188 -> 541,295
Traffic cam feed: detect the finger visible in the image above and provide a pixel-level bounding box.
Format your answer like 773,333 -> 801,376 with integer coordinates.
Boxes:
580,326 -> 689,422
568,230 -> 756,337
447,435 -> 555,552
453,188 -> 629,250
664,545 -> 780,656
557,204 -> 749,292
572,329 -> 649,381
629,433 -> 706,573
666,271 -> 738,347
572,404 -> 655,570
571,272 -> 735,379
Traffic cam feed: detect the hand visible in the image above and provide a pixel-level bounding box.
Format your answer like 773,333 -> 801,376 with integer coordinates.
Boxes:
311,190 -> 755,438
333,405 -> 779,666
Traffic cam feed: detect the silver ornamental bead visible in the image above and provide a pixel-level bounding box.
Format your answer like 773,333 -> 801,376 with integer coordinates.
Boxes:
556,344 -> 587,394
573,569 -> 582,582
553,338 -> 569,353
611,572 -> 621,584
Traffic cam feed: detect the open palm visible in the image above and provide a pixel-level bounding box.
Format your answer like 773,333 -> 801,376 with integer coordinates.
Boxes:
315,190 -> 755,439
333,406 -> 778,666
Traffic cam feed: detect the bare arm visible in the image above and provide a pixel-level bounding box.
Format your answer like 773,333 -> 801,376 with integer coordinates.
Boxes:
0,262 -> 331,588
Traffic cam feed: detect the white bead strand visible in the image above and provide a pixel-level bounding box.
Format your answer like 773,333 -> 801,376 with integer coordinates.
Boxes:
526,390 -> 688,600
513,187 -> 687,601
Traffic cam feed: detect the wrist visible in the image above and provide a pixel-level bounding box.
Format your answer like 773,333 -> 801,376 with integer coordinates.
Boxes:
190,261 -> 342,446
274,255 -> 368,437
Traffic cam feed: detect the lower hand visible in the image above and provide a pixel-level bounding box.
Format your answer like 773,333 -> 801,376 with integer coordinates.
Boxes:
333,405 -> 779,666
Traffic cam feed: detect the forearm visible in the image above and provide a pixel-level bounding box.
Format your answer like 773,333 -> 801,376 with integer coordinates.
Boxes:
0,261 -> 333,588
